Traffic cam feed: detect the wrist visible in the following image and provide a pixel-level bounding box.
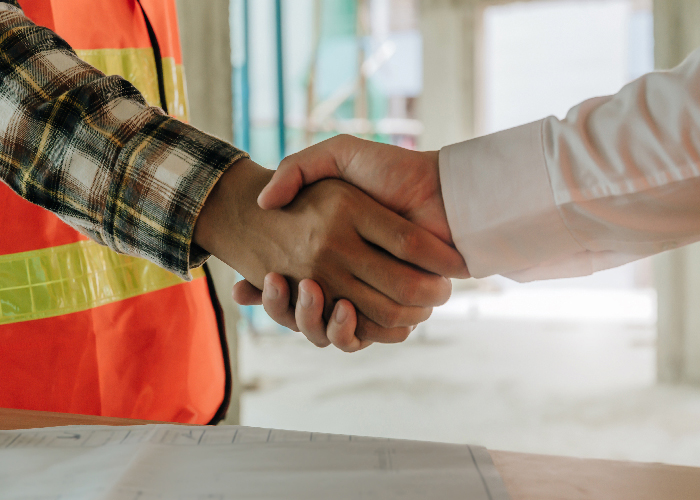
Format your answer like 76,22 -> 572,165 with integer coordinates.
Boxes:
193,158 -> 277,284
406,149 -> 454,245
423,150 -> 440,173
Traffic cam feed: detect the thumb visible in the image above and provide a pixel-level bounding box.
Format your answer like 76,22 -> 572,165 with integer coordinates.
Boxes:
257,149 -> 341,210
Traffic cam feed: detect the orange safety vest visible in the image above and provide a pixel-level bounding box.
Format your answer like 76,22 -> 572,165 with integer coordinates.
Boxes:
0,0 -> 230,424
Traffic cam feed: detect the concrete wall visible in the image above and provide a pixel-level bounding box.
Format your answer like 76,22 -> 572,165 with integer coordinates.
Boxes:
176,0 -> 243,423
653,0 -> 700,384
418,0 -> 479,150
176,0 -> 235,143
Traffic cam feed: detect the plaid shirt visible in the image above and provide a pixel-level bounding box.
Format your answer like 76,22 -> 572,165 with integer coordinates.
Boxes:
0,0 -> 248,280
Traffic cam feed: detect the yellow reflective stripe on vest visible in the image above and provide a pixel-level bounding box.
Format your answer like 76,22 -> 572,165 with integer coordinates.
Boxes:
162,57 -> 189,121
75,48 -> 190,122
0,241 -> 204,325
0,48 -> 199,325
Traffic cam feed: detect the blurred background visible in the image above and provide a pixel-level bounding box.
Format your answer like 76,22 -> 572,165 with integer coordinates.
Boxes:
177,0 -> 700,466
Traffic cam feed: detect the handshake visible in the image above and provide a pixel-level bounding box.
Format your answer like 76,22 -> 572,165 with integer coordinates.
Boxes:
194,135 -> 470,353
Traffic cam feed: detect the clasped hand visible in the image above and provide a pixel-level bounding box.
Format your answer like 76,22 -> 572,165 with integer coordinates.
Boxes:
194,154 -> 466,352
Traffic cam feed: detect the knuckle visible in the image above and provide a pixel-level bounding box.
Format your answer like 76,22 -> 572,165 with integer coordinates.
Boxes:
353,319 -> 373,342
335,338 -> 355,352
393,327 -> 411,343
262,301 -> 281,319
334,183 -> 354,206
397,327 -> 413,342
413,307 -> 433,327
340,344 -> 360,353
396,227 -> 420,258
323,189 -> 346,216
305,229 -> 334,263
277,153 -> 300,174
330,133 -> 351,147
296,308 -> 320,332
396,280 -> 421,305
326,195 -> 356,227
438,278 -> 453,304
311,241 -> 336,267
376,305 -> 403,329
307,334 -> 330,348
277,155 -> 292,170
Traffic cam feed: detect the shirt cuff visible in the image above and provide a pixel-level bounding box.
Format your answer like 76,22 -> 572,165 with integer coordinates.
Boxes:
106,115 -> 249,281
439,120 -> 584,280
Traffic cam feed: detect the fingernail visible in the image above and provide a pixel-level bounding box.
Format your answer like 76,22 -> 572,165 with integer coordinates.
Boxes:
264,278 -> 279,300
300,285 -> 313,308
334,303 -> 348,324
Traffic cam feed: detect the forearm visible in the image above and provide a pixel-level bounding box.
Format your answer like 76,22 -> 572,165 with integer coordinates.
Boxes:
0,3 -> 248,279
442,47 -> 700,281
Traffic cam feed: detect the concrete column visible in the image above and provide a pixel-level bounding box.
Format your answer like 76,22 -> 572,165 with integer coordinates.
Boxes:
176,0 -> 243,423
176,0 -> 235,143
653,0 -> 700,384
418,0 -> 479,150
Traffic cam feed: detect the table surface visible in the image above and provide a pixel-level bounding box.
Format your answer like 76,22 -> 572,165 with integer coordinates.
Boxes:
2,408 -> 699,500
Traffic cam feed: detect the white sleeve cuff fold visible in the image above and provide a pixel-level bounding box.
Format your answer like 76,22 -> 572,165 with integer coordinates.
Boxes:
439,120 -> 585,281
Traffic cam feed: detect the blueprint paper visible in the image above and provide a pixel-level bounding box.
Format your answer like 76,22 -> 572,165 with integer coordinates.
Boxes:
0,424 -> 511,500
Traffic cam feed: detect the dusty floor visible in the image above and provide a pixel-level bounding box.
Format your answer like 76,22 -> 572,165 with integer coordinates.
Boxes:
239,288 -> 700,467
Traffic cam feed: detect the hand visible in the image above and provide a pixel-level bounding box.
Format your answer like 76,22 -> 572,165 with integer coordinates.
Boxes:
259,135 -> 456,244
195,158 -> 466,348
232,136 -> 469,350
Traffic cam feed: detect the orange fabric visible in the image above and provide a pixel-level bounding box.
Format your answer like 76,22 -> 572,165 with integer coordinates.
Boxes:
139,0 -> 183,63
0,183 -> 87,254
23,0 -> 183,62
20,0 -> 55,31
1,0 -> 225,423
0,277 -> 224,423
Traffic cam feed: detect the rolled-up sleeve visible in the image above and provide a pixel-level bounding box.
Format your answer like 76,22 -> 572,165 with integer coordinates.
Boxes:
0,3 -> 248,280
441,47 -> 700,282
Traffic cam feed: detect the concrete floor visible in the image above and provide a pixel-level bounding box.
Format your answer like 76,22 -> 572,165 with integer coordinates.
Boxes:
239,288 -> 700,467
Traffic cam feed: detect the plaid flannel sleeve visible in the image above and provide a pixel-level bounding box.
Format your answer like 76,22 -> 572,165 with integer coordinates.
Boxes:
0,1 -> 249,279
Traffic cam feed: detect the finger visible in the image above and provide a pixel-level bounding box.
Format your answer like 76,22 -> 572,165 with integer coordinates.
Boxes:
345,275 -> 434,329
357,205 -> 469,280
232,279 -> 263,306
354,311 -> 415,344
351,240 -> 453,308
326,299 -> 371,352
257,148 -> 339,210
261,273 -> 299,332
295,279 -> 331,348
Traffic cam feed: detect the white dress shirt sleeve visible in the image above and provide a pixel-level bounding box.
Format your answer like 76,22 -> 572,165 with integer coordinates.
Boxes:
440,47 -> 700,282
